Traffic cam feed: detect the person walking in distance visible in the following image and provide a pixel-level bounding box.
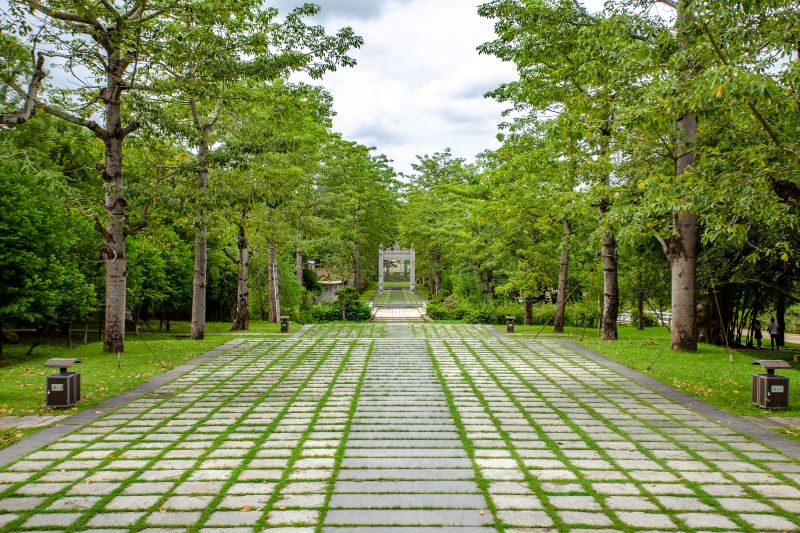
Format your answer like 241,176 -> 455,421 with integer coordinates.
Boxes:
768,317 -> 779,351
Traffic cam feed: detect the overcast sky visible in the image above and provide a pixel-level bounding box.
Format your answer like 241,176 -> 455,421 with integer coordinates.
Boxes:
274,0 -> 525,175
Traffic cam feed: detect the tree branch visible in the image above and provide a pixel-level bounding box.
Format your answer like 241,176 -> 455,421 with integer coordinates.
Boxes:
125,199 -> 151,236
0,53 -> 45,126
702,23 -> 795,156
8,80 -> 107,137
188,98 -> 203,130
21,0 -> 103,30
222,248 -> 238,264
93,214 -> 113,241
655,235 -> 669,258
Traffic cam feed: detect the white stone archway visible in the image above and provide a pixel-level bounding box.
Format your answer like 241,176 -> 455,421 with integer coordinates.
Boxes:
378,244 -> 415,294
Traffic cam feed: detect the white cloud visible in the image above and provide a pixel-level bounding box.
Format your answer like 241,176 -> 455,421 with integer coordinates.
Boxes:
284,0 -> 518,174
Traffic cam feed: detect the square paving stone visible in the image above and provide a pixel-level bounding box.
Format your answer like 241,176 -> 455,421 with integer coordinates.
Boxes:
106,494 -> 162,510
604,496 -> 657,510
557,511 -> 613,526
228,482 -> 276,495
492,495 -> 541,509
48,496 -> 101,510
268,509 -> 319,525
68,481 -> 121,495
163,495 -> 214,510
206,510 -> 262,526
87,511 -> 146,526
655,496 -> 712,511
276,493 -> 327,508
325,509 -> 493,527
23,512 -> 82,527
496,510 -> 553,527
615,511 -> 676,529
173,481 -> 225,494
715,497 -> 772,512
0,496 -> 45,511
146,510 -> 202,526
591,483 -> 640,495
219,494 -> 270,509
547,496 -> 601,510
749,484 -> 800,498
676,512 -> 737,529
123,482 -> 174,494
738,513 -> 799,531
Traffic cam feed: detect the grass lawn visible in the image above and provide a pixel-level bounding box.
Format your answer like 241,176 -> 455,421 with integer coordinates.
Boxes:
0,320 -> 295,450
498,323 -> 800,420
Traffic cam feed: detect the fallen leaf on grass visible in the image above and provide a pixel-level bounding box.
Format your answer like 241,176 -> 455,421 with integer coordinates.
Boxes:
279,506 -> 286,510
159,508 -> 166,514
241,506 -> 253,512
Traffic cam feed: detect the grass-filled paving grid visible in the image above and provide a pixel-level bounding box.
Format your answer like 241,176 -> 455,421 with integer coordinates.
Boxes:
371,288 -> 425,306
0,324 -> 798,532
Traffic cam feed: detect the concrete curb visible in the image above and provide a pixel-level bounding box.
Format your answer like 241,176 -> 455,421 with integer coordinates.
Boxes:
0,338 -> 244,468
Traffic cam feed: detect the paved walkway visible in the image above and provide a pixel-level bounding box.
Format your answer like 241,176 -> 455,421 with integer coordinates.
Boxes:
0,416 -> 69,430
0,325 -> 799,531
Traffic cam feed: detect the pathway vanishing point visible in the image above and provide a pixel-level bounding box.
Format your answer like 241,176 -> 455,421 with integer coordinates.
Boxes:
1,323 -> 799,532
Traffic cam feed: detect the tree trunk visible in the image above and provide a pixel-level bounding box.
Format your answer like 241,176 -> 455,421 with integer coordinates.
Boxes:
296,249 -> 303,285
665,111 -> 699,351
777,290 -> 786,348
599,199 -> 619,340
231,222 -> 250,331
663,2 -> 699,352
268,243 -> 279,323
482,270 -> 492,298
351,239 -> 360,291
597,116 -> 618,341
102,133 -> 128,353
524,297 -> 533,326
190,137 -> 210,340
637,290 -> 645,330
554,220 -> 571,333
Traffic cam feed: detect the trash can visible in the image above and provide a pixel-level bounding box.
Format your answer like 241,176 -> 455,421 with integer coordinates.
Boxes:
506,315 -> 515,333
280,316 -> 290,333
45,358 -> 81,408
751,359 -> 791,409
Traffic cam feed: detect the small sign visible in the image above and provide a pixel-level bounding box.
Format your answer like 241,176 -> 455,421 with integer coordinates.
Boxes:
770,385 -> 784,393
51,383 -> 64,392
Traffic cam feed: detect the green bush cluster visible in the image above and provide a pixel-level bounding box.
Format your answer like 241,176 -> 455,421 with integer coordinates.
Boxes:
427,300 -> 600,327
300,287 -> 372,323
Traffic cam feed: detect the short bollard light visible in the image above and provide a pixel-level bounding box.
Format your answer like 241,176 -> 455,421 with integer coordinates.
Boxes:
506,315 -> 516,333
280,316 -> 290,333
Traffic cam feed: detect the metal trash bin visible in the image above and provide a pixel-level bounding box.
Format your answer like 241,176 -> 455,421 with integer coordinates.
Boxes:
45,358 -> 81,408
280,316 -> 290,333
751,359 -> 791,409
506,315 -> 515,333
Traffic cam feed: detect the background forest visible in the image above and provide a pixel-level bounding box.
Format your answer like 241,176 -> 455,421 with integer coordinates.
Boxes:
1,0 -> 800,357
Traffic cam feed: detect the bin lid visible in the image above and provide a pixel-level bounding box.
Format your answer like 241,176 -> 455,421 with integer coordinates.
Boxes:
751,359 -> 792,370
45,358 -> 81,368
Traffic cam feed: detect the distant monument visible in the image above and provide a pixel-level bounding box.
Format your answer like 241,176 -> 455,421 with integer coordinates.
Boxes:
378,244 -> 415,295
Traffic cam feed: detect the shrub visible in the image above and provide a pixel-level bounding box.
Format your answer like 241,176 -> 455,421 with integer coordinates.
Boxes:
425,299 -> 600,326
